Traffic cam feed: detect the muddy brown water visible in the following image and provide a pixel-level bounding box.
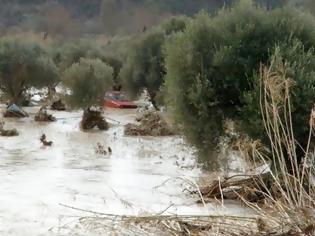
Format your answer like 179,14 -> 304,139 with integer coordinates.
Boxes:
0,106 -> 251,235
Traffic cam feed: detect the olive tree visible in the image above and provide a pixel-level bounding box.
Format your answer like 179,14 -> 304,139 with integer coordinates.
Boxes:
120,16 -> 187,107
0,38 -> 58,104
62,58 -> 113,130
56,40 -> 102,72
164,2 -> 315,167
54,40 -> 122,83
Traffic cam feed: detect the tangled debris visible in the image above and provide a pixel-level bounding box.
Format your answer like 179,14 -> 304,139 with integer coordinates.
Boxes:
0,121 -> 18,136
51,99 -> 66,111
40,134 -> 53,146
195,171 -> 272,203
124,111 -> 173,136
95,142 -> 112,155
34,106 -> 56,122
81,108 -> 108,130
58,204 -> 259,236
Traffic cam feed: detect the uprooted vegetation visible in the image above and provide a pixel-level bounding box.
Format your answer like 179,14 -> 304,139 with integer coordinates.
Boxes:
124,111 -> 174,136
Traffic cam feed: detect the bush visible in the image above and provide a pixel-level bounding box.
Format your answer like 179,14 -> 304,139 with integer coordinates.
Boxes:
120,30 -> 165,105
0,38 -> 58,104
120,16 -> 188,106
164,2 -> 315,167
56,40 -> 103,72
62,58 -> 113,109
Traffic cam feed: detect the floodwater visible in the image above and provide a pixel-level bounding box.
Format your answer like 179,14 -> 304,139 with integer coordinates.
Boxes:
0,106 -> 251,235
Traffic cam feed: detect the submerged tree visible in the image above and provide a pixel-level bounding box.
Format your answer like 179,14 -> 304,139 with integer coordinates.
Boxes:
62,58 -> 113,130
0,38 -> 58,104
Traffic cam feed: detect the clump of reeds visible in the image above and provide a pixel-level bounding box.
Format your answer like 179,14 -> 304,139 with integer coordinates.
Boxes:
240,54 -> 315,235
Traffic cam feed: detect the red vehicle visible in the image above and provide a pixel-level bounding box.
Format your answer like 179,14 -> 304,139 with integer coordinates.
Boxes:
104,91 -> 137,109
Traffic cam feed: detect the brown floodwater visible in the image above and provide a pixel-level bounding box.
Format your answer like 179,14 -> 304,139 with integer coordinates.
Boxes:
0,106 -> 252,235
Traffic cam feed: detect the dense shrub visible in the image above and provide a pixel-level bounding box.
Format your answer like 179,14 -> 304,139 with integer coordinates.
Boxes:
62,58 -> 113,109
243,42 -> 315,151
164,2 -> 315,166
56,40 -> 102,72
55,40 -> 122,81
0,38 -> 58,104
120,16 -> 187,106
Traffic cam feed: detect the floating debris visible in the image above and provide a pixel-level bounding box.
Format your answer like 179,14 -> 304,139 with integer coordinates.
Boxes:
95,142 -> 111,155
40,134 -> 53,146
124,111 -> 173,136
34,106 -> 56,122
51,99 -> 66,111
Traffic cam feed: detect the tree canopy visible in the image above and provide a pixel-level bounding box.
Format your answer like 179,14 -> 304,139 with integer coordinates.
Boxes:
164,2 -> 315,166
0,38 -> 58,103
62,58 -> 113,109
120,16 -> 188,106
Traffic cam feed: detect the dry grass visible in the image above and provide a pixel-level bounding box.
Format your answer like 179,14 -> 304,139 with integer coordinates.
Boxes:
238,56 -> 315,235
58,203 -> 258,236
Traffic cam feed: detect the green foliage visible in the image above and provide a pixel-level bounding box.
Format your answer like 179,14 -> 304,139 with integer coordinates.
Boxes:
55,40 -> 122,81
0,38 -> 58,103
288,0 -> 315,15
160,16 -> 188,35
57,40 -> 103,72
164,2 -> 315,166
0,0 -> 300,37
120,16 -> 188,105
62,58 -> 113,109
120,30 -> 165,102
243,42 -> 315,148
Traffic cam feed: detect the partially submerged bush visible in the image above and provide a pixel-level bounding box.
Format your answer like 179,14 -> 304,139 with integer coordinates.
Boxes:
0,38 -> 58,104
62,58 -> 113,109
62,58 -> 113,130
81,108 -> 108,130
